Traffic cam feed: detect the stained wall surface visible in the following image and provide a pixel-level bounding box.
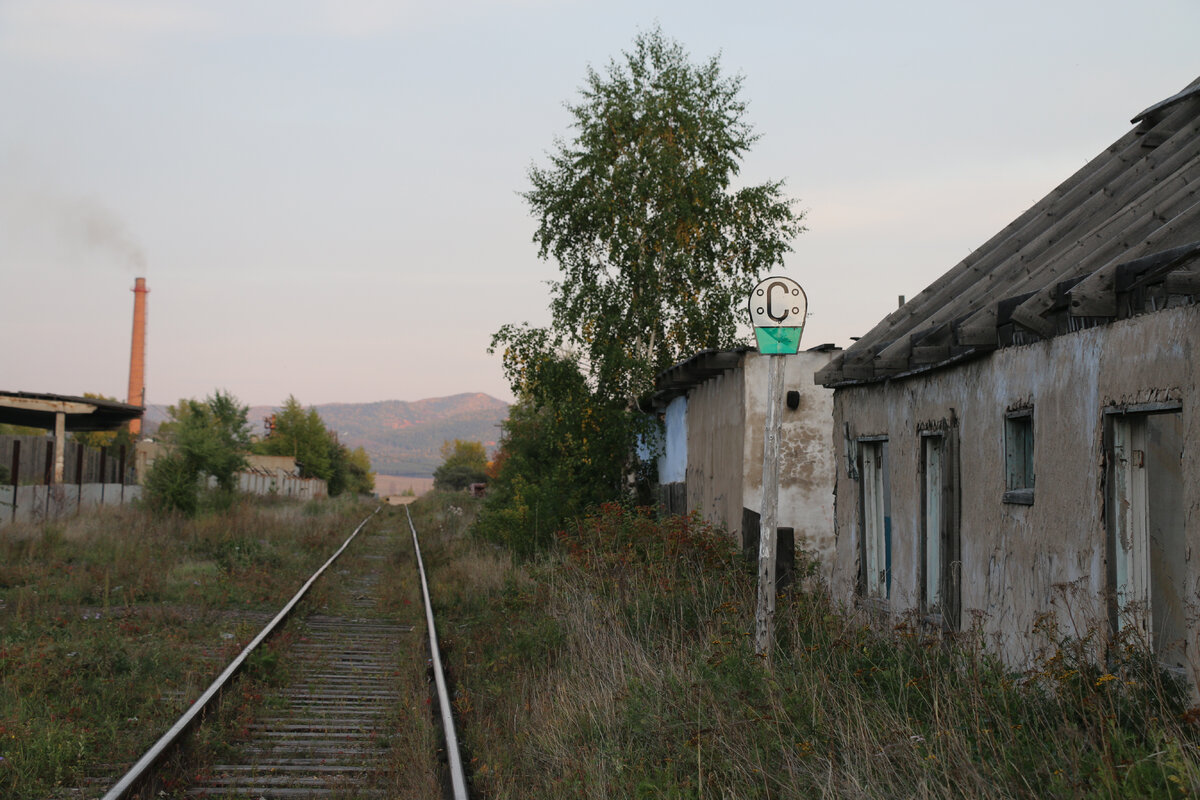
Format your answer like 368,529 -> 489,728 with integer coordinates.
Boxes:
680,350 -> 838,572
831,304 -> 1199,668
742,351 -> 838,570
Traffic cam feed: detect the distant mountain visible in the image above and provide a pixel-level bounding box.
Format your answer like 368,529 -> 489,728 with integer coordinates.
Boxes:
145,393 -> 509,478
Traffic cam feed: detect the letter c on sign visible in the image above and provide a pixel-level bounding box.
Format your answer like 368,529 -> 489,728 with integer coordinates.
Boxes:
766,281 -> 791,323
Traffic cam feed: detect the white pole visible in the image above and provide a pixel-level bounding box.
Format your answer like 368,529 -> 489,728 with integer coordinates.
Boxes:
755,353 -> 785,661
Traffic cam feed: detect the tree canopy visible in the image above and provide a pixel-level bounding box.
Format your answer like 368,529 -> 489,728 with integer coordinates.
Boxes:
483,29 -> 801,553
517,27 -> 804,402
433,439 -> 489,491
255,396 -> 374,496
147,390 -> 251,514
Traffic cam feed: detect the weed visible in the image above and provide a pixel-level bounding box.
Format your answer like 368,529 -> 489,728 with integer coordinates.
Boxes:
423,501 -> 1200,799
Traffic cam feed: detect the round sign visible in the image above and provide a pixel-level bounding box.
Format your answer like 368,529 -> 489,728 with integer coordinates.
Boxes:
748,276 -> 807,328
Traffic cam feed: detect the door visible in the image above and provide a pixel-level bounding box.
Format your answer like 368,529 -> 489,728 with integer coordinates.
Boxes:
1110,410 -> 1186,668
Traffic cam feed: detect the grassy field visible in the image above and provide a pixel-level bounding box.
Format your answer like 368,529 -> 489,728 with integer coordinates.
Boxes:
416,493 -> 1200,799
0,496 -> 386,798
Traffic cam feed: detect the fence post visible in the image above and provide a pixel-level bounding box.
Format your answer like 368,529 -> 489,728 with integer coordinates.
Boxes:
44,440 -> 54,519
76,443 -> 85,512
10,440 -> 19,524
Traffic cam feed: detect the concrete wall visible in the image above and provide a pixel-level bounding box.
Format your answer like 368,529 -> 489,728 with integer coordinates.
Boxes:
676,349 -> 838,574
742,351 -> 838,570
831,303 -> 1199,670
0,483 -> 143,527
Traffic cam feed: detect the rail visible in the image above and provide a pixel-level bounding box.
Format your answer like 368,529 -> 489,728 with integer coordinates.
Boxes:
101,506 -> 381,800
406,503 -> 470,800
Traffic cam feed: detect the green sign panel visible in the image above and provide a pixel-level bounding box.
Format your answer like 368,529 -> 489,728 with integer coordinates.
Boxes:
754,326 -> 803,354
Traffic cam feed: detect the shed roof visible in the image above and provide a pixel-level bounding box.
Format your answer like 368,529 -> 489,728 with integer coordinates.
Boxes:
0,391 -> 143,432
655,343 -> 841,408
818,76 -> 1200,388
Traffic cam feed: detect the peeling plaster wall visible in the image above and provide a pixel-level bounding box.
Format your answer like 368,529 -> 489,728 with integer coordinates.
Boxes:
831,304 -> 1199,669
685,366 -> 746,538
680,350 -> 838,573
742,351 -> 838,571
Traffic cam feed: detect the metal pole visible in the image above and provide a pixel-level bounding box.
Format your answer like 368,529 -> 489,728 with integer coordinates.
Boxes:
755,354 -> 785,662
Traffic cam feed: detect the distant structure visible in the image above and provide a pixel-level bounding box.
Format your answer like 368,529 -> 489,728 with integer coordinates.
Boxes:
127,277 -> 148,435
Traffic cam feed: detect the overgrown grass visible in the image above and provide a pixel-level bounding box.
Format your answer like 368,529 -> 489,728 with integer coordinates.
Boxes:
0,496 -> 373,799
423,500 -> 1200,799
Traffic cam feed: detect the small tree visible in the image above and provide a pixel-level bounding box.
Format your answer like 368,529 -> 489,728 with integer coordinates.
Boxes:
434,439 -> 489,491
256,396 -> 332,480
256,396 -> 375,496
344,446 -> 376,496
146,390 -> 250,514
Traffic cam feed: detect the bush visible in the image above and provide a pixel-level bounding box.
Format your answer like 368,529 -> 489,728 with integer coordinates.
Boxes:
144,452 -> 199,516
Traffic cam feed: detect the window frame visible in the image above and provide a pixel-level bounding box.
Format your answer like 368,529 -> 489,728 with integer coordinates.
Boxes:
1003,409 -> 1035,505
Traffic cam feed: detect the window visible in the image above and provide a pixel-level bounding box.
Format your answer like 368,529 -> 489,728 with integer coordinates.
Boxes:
1108,408 -> 1185,670
1003,411 -> 1034,504
858,439 -> 890,601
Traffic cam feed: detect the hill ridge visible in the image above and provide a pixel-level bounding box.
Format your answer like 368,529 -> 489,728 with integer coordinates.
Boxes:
144,393 -> 509,478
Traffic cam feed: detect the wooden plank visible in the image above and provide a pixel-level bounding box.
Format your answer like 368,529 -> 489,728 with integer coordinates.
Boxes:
904,130 -> 1200,348
1000,162 -> 1200,329
844,103 -> 1200,372
954,305 -> 999,347
911,345 -> 951,364
1069,200 -> 1200,316
839,127 -> 1148,359
1164,267 -> 1200,294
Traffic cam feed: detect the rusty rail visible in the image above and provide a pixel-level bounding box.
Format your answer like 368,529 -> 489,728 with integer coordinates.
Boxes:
405,504 -> 469,800
100,507 -> 381,800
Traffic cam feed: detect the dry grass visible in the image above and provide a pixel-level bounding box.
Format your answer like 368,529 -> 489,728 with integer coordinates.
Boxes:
0,496 -> 381,799
420,500 -> 1200,799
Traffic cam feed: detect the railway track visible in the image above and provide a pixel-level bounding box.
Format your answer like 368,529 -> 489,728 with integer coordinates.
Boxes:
101,506 -> 467,800
186,531 -> 413,798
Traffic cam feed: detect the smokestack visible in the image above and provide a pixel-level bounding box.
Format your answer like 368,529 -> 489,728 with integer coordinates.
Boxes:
127,277 -> 148,435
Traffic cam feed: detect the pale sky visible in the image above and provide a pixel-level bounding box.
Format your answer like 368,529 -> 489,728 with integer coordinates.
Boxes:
2,0 -> 1197,407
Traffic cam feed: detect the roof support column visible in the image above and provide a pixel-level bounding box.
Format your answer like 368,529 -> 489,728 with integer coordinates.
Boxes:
54,411 -> 66,484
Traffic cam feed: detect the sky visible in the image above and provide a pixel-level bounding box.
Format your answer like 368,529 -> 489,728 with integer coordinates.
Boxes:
2,0 -> 1198,408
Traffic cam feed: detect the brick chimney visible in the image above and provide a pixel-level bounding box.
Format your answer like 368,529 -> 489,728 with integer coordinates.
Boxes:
127,277 -> 148,435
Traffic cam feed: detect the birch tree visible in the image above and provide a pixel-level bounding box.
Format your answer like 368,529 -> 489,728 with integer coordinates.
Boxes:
517,27 -> 804,403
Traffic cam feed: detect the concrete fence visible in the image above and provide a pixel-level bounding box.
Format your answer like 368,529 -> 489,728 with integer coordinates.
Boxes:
0,482 -> 143,527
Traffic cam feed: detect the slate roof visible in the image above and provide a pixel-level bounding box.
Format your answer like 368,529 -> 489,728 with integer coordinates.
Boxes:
818,76 -> 1200,387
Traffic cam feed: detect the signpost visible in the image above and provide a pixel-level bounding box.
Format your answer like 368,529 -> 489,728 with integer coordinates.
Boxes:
748,276 -> 807,662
